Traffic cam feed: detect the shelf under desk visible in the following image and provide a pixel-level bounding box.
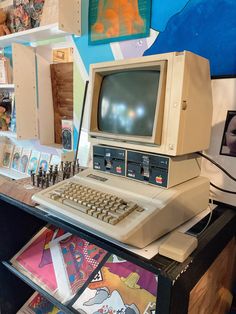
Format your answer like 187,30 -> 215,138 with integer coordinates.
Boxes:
0,179 -> 235,314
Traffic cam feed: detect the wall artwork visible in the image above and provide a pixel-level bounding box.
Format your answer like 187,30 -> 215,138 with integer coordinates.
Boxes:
200,78 -> 236,207
89,0 -> 151,45
147,0 -> 236,77
220,111 -> 236,157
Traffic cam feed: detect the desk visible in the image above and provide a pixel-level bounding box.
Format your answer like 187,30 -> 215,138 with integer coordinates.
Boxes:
0,177 -> 235,314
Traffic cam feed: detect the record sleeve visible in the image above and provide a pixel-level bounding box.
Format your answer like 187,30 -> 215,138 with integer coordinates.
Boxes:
17,292 -> 65,314
73,254 -> 158,314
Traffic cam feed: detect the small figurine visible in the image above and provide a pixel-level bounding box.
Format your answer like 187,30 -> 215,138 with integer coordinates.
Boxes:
0,105 -> 10,130
0,9 -> 11,36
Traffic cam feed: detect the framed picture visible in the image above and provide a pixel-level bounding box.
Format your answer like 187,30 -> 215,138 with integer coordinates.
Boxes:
220,110 -> 236,157
89,0 -> 151,45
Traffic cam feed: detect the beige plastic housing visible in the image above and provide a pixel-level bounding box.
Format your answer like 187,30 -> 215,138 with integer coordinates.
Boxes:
89,51 -> 213,156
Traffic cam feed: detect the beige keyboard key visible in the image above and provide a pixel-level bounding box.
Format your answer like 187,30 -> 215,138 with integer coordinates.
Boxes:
62,199 -> 88,214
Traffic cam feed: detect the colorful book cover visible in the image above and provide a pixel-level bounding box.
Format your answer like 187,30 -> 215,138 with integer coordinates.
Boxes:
39,152 -> 51,172
49,234 -> 108,303
62,119 -> 73,151
73,254 -> 158,314
17,292 -> 65,314
11,146 -> 22,171
27,150 -> 40,175
2,143 -> 14,168
19,148 -> 31,173
11,226 -> 66,299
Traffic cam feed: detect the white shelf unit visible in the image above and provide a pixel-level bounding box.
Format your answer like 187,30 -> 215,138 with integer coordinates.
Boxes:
0,24 -> 69,48
0,0 -> 81,143
0,167 -> 29,180
7,43 -> 55,145
0,130 -> 17,139
0,84 -> 14,89
0,43 -> 55,143
0,0 -> 81,48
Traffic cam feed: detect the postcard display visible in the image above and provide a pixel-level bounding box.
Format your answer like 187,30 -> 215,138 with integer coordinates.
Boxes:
12,225 -> 158,313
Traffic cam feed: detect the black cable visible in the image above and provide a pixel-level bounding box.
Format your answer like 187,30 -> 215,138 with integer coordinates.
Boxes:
210,182 -> 236,195
197,152 -> 236,194
75,80 -> 89,162
197,152 -> 236,182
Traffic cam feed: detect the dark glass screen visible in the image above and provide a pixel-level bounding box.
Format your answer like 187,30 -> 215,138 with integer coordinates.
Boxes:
98,70 -> 160,136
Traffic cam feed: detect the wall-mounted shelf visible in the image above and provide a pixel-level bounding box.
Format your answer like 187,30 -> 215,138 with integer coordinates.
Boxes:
0,130 -> 17,139
0,0 -> 81,48
0,84 -> 14,89
0,24 -> 67,48
0,167 -> 29,180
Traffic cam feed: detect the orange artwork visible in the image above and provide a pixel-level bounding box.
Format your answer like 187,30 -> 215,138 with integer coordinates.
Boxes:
89,0 -> 151,44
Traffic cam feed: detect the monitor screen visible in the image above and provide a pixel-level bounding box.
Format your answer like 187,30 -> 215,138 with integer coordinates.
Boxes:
98,70 -> 160,136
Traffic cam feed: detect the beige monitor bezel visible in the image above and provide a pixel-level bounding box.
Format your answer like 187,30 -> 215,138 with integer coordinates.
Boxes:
89,60 -> 167,146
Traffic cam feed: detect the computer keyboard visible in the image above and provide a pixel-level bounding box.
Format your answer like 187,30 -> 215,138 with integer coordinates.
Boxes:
49,181 -> 143,225
32,169 -> 210,248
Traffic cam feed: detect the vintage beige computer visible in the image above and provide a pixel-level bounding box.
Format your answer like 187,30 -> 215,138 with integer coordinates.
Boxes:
33,51 -> 213,248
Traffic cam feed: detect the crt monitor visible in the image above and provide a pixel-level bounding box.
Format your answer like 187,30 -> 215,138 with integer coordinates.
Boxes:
89,51 -> 213,156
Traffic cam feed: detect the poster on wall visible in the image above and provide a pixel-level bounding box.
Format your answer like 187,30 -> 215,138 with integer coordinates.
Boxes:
89,0 -> 151,45
201,78 -> 236,206
220,110 -> 236,157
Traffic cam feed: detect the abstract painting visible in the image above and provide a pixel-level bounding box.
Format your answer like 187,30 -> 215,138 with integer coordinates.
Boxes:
89,0 -> 151,45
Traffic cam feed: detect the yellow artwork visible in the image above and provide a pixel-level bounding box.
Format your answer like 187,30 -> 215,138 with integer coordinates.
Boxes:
52,48 -> 73,63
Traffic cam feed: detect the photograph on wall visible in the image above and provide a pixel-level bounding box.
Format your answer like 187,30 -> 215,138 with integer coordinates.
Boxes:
73,254 -> 157,313
89,0 -> 151,45
220,110 -> 236,157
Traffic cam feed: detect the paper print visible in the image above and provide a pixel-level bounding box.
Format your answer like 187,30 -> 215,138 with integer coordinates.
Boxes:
73,254 -> 157,313
50,234 -> 108,302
